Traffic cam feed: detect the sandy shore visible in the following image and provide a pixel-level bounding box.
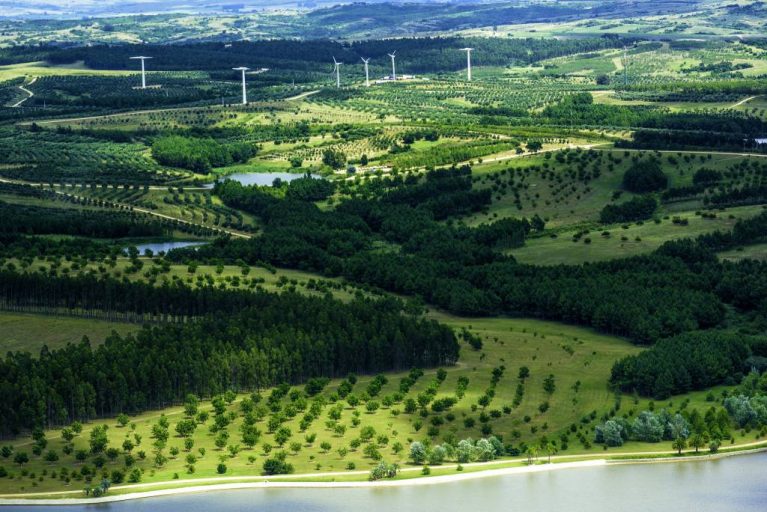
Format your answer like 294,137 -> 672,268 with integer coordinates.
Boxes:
2,444 -> 766,507
0,459 -> 606,506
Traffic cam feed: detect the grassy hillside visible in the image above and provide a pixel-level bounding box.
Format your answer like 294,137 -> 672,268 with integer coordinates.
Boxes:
1,312 -> 757,496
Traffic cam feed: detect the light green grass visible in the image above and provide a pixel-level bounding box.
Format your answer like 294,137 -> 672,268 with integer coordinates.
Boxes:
511,205 -> 764,265
0,312 -> 139,354
0,61 -> 132,81
468,149 -> 762,229
718,242 -> 767,262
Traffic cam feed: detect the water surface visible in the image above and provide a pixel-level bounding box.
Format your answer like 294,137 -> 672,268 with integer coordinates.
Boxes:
128,241 -> 207,254
204,172 -> 309,188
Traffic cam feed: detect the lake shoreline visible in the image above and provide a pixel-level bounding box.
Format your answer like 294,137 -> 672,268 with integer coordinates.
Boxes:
3,444 -> 766,507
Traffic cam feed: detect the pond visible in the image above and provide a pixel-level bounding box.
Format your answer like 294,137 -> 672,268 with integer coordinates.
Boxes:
203,172 -> 311,188
127,241 -> 207,254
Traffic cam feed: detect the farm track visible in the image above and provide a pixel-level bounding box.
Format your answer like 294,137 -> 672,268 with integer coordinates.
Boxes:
730,95 -> 760,109
286,89 -> 320,101
10,76 -> 37,108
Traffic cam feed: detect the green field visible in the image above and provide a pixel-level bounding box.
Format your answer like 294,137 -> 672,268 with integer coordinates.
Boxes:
0,312 -> 139,354
512,205 -> 765,265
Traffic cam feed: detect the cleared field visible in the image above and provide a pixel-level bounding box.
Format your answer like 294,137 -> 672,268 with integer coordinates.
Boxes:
11,257 -> 370,304
468,148 -> 759,229
0,61 -> 132,81
0,311 -> 139,354
511,205 -> 765,266
718,242 -> 767,262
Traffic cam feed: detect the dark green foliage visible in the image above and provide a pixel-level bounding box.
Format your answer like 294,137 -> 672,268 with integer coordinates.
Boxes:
284,176 -> 336,202
0,201 -> 168,238
42,37 -> 627,76
0,273 -> 458,435
186,169 -> 767,343
622,159 -> 668,193
151,135 -> 256,173
321,148 -> 347,170
692,168 -> 723,185
610,331 -> 755,398
262,457 -> 293,475
599,195 -> 657,224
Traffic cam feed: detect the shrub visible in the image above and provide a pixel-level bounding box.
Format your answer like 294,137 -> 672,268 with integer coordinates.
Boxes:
623,159 -> 668,193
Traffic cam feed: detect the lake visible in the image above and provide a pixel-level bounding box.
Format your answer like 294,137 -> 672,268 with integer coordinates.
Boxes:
203,172 -> 309,188
128,241 -> 207,254
8,453 -> 766,511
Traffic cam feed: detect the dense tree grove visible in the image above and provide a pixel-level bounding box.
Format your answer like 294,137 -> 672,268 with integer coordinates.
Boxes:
37,37 -> 627,76
610,331 -> 758,399
0,276 -> 458,434
0,201 -> 168,238
283,176 -> 336,201
599,195 -> 657,224
596,410 -> 693,446
621,159 -> 668,193
151,136 -> 256,173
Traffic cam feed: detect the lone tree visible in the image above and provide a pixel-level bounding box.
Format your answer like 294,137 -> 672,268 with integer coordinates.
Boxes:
410,442 -> 427,464
322,148 -> 347,170
672,436 -> 687,456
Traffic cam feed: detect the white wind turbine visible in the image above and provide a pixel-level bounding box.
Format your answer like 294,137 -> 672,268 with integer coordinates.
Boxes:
361,57 -> 371,87
129,56 -> 152,89
232,67 -> 250,104
460,48 -> 474,81
332,57 -> 342,88
388,51 -> 397,81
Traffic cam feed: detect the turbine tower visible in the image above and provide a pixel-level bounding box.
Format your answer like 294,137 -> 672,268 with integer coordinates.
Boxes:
361,57 -> 371,87
129,56 -> 152,89
388,51 -> 397,81
460,48 -> 474,81
622,46 -> 629,86
332,57 -> 342,88
233,67 -> 250,105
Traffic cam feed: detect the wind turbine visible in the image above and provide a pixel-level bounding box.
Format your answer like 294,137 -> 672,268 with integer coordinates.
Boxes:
232,67 -> 250,104
361,57 -> 371,87
388,51 -> 397,81
129,56 -> 152,89
460,48 -> 474,81
332,57 -> 342,88
622,46 -> 629,86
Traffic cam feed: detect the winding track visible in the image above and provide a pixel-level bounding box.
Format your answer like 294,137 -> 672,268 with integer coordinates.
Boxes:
9,76 -> 37,108
730,95 -> 760,109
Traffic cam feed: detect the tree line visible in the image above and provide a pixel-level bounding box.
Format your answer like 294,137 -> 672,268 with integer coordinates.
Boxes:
0,274 -> 458,435
0,201 -> 169,239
